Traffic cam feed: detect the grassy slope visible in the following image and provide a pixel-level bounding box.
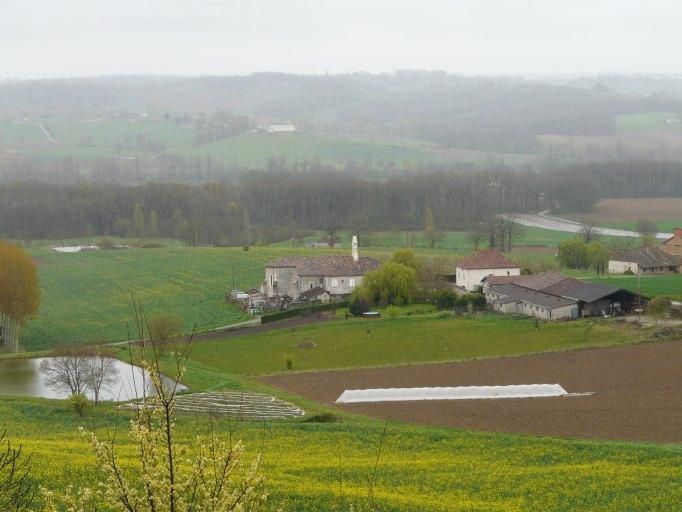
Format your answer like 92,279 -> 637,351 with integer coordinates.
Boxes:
186,313 -> 649,376
24,245 -> 277,349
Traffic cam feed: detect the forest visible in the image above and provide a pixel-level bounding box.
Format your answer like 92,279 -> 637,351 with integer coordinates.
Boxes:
2,160 -> 680,244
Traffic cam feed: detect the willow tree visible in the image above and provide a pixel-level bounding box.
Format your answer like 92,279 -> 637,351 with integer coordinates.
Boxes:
0,241 -> 40,353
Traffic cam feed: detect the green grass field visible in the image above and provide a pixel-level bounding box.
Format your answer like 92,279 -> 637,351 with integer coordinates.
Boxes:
585,274 -> 682,297
615,112 -> 682,133
185,314 -> 648,377
3,117 -> 443,166
23,245 -> 280,350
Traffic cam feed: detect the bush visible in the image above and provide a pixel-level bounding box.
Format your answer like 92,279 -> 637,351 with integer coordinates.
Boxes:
67,393 -> 90,417
453,296 -> 469,313
624,268 -> 634,275
385,305 -> 400,319
348,294 -> 370,317
647,296 -> 672,316
470,294 -> 487,312
433,290 -> 457,310
304,412 -> 342,423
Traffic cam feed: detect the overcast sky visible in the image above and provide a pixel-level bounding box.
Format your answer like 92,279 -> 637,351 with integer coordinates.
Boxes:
1,0 -> 681,79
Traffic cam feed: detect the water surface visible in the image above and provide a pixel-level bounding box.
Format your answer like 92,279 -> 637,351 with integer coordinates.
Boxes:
0,357 -> 187,401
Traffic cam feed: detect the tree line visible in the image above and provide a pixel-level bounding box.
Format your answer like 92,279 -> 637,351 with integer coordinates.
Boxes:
1,162 -> 681,243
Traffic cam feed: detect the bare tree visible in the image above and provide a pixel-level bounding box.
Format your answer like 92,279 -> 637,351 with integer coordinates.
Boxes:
636,218 -> 658,246
0,431 -> 35,511
579,220 -> 600,245
84,342 -> 119,404
504,216 -> 525,252
39,343 -> 91,396
467,221 -> 485,250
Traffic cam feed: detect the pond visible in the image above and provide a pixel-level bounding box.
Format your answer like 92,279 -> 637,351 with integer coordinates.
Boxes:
0,357 -> 188,402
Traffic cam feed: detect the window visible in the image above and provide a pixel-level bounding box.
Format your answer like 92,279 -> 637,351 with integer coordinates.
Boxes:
331,278 -> 338,287
310,283 -> 313,289
507,271 -> 510,276
349,277 -> 356,287
270,275 -> 273,286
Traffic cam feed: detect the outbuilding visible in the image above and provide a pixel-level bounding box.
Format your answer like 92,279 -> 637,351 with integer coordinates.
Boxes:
608,246 -> 681,275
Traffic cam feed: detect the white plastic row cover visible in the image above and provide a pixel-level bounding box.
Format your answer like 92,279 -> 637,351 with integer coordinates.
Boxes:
335,384 -> 568,403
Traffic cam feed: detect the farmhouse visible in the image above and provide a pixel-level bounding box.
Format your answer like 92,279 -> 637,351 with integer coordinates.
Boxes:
661,227 -> 682,257
455,250 -> 521,292
608,246 -> 681,275
262,236 -> 380,301
484,271 -> 645,319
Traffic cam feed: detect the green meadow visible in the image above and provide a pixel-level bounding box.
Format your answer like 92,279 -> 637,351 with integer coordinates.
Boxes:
615,112 -> 682,133
585,274 -> 682,297
185,313 -> 648,377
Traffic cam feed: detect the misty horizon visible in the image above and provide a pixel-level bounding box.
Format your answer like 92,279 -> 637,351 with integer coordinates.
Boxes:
2,0 -> 682,80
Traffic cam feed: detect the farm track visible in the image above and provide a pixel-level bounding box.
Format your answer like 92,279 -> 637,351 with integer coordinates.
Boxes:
264,340 -> 682,443
512,210 -> 673,239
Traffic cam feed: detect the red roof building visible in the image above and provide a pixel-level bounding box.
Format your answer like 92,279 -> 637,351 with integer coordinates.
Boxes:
456,249 -> 520,270
455,250 -> 521,291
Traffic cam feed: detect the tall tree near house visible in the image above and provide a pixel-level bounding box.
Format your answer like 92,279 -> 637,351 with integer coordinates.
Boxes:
587,241 -> 609,275
467,221 -> 485,250
0,241 -> 40,353
423,207 -> 441,249
326,221 -> 340,248
579,220 -> 600,245
636,218 -> 657,246
504,216 -> 525,252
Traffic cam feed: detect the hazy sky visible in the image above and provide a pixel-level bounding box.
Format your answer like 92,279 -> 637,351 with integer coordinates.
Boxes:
1,0 -> 681,79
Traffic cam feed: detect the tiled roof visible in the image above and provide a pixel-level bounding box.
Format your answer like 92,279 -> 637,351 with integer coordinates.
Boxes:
266,255 -> 381,277
488,283 -> 577,309
611,246 -> 681,269
488,270 -> 636,304
456,250 -> 520,270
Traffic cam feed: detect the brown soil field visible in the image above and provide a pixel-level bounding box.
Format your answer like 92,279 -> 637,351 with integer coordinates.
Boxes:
263,341 -> 682,443
571,197 -> 682,223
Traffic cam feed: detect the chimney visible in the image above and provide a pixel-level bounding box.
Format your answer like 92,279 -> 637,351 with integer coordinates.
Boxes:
351,235 -> 359,262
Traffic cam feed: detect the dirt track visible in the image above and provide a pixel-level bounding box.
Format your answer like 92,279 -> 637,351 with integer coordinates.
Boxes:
263,341 -> 682,443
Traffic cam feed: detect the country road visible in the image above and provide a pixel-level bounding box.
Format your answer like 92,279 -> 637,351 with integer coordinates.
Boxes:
511,210 -> 673,239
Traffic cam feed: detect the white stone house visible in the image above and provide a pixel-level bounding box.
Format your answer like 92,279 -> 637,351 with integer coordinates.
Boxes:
455,250 -> 521,292
262,236 -> 380,301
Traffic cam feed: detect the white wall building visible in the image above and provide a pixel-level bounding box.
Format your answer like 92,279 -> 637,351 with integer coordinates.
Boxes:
455,250 -> 521,292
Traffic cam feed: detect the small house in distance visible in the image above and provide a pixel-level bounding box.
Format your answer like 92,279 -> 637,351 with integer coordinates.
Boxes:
662,228 -> 682,257
262,236 -> 380,301
305,235 -> 342,248
455,250 -> 521,292
608,246 -> 681,275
